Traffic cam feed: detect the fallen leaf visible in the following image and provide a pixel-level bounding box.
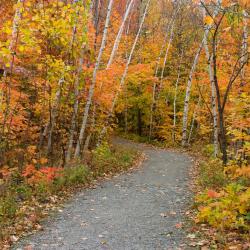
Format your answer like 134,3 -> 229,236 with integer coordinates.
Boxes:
187,234 -> 196,239
175,223 -> 183,229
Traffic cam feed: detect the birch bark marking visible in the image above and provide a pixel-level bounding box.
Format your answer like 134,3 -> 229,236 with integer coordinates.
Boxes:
74,0 -> 114,158
1,0 -> 24,133
158,22 -> 175,91
3,0 -> 24,78
149,22 -> 175,140
42,2 -> 83,152
66,44 -> 86,162
188,92 -> 202,144
148,13 -> 177,140
182,31 -> 208,146
240,10 -> 248,87
98,0 -> 151,141
47,76 -> 65,155
106,0 -> 134,69
173,50 -> 184,142
203,8 -> 219,156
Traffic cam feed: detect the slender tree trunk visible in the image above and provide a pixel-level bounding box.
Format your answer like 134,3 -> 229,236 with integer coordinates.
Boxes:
182,33 -> 208,146
235,10 -> 248,158
3,0 -> 24,78
74,0 -> 114,158
158,23 -> 175,91
66,44 -> 86,162
188,92 -> 202,144
1,0 -> 24,138
98,0 -> 151,142
240,10 -> 248,88
172,50 -> 184,142
203,13 -> 219,156
106,0 -> 134,69
148,15 -> 176,140
211,16 -> 227,164
83,104 -> 96,151
47,77 -> 64,155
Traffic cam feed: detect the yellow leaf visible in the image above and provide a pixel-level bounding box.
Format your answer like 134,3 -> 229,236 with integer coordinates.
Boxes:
204,16 -> 214,26
19,45 -> 25,52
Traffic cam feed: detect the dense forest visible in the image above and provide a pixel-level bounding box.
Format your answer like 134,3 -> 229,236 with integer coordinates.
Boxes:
0,0 -> 249,248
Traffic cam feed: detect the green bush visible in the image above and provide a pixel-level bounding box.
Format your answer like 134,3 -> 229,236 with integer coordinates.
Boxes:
15,184 -> 32,201
92,142 -> 137,176
199,159 -> 228,189
202,144 -> 217,158
64,165 -> 89,185
0,196 -> 17,220
196,183 -> 250,231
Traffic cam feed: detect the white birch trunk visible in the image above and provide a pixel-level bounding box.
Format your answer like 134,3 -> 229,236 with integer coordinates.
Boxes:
182,33 -> 207,146
158,23 -> 175,91
201,2 -> 221,155
47,76 -> 64,154
172,50 -> 184,142
148,22 -> 175,140
0,0 -> 24,120
148,17 -> 176,140
83,104 -> 96,151
106,0 -> 134,69
240,10 -> 248,84
3,0 -> 24,78
203,23 -> 219,156
74,0 -> 114,158
98,0 -> 151,141
66,44 -> 86,162
188,93 -> 202,144
40,2 -> 83,151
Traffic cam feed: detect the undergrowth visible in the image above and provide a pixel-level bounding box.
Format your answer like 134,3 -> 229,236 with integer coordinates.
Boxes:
0,143 -> 138,247
194,145 -> 250,248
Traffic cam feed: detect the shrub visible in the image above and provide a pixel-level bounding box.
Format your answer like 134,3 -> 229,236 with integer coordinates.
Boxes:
91,142 -> 137,176
196,183 -> 250,231
0,196 -> 17,221
199,159 -> 228,189
15,184 -> 32,201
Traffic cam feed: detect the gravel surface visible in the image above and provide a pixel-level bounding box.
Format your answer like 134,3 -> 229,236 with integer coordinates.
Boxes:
13,138 -> 193,250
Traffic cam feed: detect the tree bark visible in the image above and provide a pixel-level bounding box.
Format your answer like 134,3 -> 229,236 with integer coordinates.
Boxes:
148,13 -> 177,140
66,44 -> 86,162
98,0 -> 151,142
106,0 -> 134,69
172,49 -> 184,142
74,0 -> 114,158
0,0 -> 24,138
182,38 -> 204,146
203,7 -> 219,156
188,92 -> 202,144
47,77 -> 64,155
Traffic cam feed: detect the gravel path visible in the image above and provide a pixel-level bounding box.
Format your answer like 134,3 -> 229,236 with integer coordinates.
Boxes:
13,138 -> 193,250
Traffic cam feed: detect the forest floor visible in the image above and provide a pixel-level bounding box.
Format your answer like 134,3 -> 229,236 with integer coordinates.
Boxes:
12,138 -> 194,250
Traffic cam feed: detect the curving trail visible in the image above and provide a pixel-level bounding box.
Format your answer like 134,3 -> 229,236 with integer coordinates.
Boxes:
13,138 -> 193,250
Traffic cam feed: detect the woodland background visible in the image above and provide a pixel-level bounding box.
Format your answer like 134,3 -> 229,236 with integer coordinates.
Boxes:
0,0 -> 249,248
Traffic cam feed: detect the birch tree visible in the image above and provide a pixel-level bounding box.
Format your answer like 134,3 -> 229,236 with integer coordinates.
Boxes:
47,76 -> 64,155
181,36 -> 205,146
74,0 -> 114,158
0,0 -> 24,138
202,6 -> 219,156
66,43 -> 86,162
106,0 -> 134,69
240,10 -> 248,87
148,4 -> 180,140
45,2 -> 84,154
173,49 -> 184,142
98,0 -> 151,142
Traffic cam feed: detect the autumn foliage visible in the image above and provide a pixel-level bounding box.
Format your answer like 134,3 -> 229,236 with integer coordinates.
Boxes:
0,0 -> 249,247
